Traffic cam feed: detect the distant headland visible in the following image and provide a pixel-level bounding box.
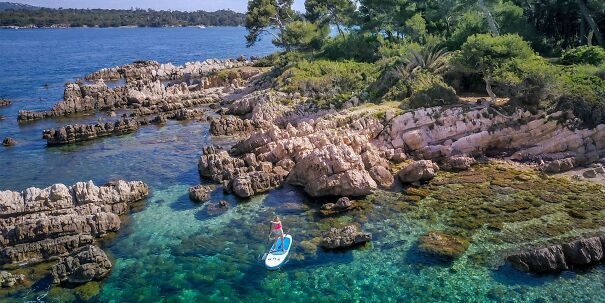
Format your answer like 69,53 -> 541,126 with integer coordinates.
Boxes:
0,2 -> 245,28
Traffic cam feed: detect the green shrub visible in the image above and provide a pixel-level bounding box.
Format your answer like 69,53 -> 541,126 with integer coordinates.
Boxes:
561,46 -> 605,65
320,32 -> 385,62
407,71 -> 459,109
552,65 -> 605,127
273,59 -> 379,107
273,21 -> 329,51
365,68 -> 409,102
492,57 -> 555,105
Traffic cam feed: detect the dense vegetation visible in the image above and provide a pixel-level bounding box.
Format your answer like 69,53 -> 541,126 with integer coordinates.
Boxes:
0,8 -> 245,27
247,0 -> 605,127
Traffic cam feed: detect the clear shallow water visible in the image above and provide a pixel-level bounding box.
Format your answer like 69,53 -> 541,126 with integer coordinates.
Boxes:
1,28 -> 605,302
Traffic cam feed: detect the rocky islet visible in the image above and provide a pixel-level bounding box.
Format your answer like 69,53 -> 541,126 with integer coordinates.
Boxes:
0,180 -> 149,285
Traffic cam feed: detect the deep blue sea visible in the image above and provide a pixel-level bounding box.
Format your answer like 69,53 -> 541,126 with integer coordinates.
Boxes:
1,27 -> 605,303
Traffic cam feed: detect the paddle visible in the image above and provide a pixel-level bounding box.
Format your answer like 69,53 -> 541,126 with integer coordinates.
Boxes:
261,223 -> 273,261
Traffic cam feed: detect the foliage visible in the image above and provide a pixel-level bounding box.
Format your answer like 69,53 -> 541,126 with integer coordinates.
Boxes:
274,59 -> 379,107
305,0 -> 357,35
273,21 -> 329,51
245,0 -> 296,47
491,57 -> 555,105
407,71 -> 459,108
0,8 -> 244,27
454,34 -> 539,101
561,46 -> 605,65
320,32 -> 386,62
551,65 -> 605,127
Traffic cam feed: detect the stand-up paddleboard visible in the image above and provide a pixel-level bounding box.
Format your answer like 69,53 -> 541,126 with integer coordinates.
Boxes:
265,235 -> 292,270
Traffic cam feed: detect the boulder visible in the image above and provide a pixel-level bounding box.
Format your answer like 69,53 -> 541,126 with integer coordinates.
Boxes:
231,172 -> 283,198
583,169 -> 597,178
0,271 -> 25,288
507,245 -> 568,272
288,144 -> 378,197
397,160 -> 439,183
51,245 -> 112,285
188,185 -> 212,202
320,225 -> 372,249
2,137 -> 16,146
561,237 -> 604,265
440,156 -> 476,171
321,197 -> 353,211
369,166 -> 394,188
542,158 -> 576,173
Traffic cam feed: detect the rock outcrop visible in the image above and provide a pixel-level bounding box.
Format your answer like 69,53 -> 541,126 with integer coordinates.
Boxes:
382,107 -> 605,166
188,185 -> 212,202
2,137 -> 16,146
320,225 -> 372,249
0,180 -> 148,266
0,99 -> 11,107
288,144 -> 378,197
51,245 -> 112,285
0,271 -> 25,288
397,160 -> 439,183
43,118 -> 142,145
507,236 -> 605,273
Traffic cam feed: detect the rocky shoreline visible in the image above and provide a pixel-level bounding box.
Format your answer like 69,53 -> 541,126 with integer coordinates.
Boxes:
14,56 -> 605,278
15,59 -> 263,146
0,180 -> 148,286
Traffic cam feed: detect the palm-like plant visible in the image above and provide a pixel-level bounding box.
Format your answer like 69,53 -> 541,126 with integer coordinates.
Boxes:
396,45 -> 451,77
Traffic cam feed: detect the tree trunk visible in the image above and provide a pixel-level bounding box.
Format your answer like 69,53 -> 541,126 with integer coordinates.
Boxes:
577,0 -> 605,48
478,0 -> 500,36
484,78 -> 497,104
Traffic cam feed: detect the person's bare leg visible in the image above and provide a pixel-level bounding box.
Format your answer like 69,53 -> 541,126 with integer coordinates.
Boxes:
271,235 -> 278,252
280,233 -> 285,252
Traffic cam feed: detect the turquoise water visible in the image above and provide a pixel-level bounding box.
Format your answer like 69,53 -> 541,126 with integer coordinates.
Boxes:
1,28 -> 605,302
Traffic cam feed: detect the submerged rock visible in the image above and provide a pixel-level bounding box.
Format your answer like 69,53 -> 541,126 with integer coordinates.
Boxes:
397,160 -> 439,184
189,185 -> 212,203
321,197 -> 353,212
2,137 -> 16,146
320,225 -> 372,249
51,245 -> 112,285
418,231 -> 470,260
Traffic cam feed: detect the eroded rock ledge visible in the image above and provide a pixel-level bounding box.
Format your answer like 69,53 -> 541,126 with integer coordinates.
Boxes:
507,236 -> 605,273
0,180 -> 148,285
200,96 -> 605,198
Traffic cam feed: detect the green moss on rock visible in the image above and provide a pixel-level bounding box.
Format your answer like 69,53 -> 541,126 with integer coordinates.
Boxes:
418,231 -> 470,259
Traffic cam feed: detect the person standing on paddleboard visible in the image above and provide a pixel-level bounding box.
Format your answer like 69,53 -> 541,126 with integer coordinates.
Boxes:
269,216 -> 285,252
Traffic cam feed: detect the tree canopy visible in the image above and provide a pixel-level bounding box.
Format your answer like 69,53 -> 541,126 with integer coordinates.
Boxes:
0,8 -> 245,28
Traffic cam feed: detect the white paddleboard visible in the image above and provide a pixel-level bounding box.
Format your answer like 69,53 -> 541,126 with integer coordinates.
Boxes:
265,234 -> 292,270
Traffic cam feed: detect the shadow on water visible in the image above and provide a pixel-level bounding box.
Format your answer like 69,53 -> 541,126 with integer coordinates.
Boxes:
490,262 -> 605,287
403,242 -> 455,269
169,192 -> 202,212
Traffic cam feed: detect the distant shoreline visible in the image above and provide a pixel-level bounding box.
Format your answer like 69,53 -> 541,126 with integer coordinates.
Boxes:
0,25 -> 244,30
